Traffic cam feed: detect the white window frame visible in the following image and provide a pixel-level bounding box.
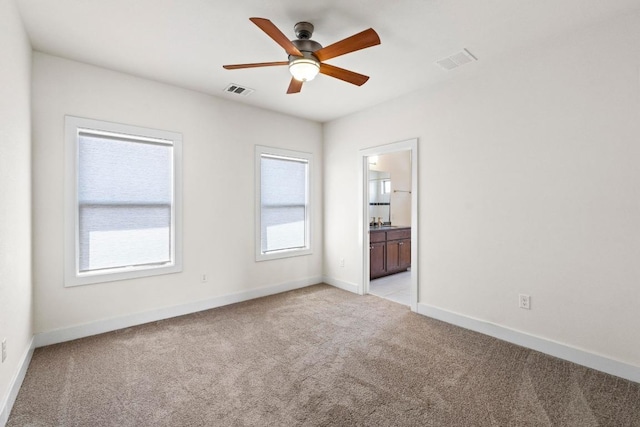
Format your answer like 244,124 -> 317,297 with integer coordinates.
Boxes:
64,116 -> 183,287
255,145 -> 312,261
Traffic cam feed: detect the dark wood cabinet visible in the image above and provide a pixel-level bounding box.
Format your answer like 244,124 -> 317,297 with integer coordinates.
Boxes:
369,227 -> 411,279
369,242 -> 386,279
386,240 -> 401,272
398,239 -> 411,270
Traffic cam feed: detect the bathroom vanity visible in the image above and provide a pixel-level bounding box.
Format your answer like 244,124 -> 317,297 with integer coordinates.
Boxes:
369,226 -> 411,279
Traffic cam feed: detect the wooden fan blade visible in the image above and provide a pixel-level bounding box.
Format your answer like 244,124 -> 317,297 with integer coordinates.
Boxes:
223,61 -> 288,70
319,63 -> 370,86
287,78 -> 303,94
314,28 -> 380,62
250,17 -> 302,57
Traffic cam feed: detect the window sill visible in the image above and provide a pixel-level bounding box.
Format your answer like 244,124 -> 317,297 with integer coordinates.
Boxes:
255,248 -> 312,262
64,263 -> 182,287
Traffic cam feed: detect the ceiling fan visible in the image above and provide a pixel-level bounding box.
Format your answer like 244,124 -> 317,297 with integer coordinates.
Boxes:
223,18 -> 381,94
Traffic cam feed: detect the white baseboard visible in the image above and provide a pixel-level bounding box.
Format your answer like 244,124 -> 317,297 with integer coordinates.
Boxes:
418,303 -> 640,383
323,276 -> 359,294
0,337 -> 34,427
34,276 -> 322,348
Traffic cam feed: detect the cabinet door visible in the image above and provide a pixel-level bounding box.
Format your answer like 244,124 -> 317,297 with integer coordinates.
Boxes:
398,238 -> 411,270
386,240 -> 400,272
387,239 -> 410,273
370,242 -> 386,279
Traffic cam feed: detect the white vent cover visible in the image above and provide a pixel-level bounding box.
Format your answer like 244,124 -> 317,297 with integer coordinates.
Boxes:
223,83 -> 255,97
436,49 -> 477,70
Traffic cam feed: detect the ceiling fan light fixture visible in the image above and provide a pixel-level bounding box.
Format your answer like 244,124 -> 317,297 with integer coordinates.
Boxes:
289,57 -> 320,82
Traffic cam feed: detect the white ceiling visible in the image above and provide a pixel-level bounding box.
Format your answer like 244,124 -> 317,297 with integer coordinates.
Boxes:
15,0 -> 640,122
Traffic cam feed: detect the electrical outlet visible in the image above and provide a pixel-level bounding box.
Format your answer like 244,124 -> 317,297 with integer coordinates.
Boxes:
2,338 -> 6,363
519,294 -> 531,310
201,274 -> 208,283
340,258 -> 345,267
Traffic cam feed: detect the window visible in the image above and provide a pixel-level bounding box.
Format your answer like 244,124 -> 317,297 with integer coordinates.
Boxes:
64,116 -> 182,286
383,179 -> 391,194
255,146 -> 312,261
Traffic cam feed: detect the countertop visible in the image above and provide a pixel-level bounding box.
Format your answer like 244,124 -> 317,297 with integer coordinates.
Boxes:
369,225 -> 410,231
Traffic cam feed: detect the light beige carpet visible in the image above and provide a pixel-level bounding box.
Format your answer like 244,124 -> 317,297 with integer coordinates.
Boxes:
8,284 -> 640,426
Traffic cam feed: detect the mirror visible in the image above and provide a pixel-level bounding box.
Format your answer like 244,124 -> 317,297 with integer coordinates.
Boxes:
369,169 -> 391,226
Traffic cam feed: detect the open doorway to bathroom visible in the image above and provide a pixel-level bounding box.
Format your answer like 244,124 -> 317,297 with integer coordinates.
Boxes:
359,139 -> 418,312
368,151 -> 412,305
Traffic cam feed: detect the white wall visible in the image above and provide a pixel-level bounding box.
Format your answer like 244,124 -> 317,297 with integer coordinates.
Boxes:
324,11 -> 640,368
32,53 -> 323,334
0,0 -> 33,420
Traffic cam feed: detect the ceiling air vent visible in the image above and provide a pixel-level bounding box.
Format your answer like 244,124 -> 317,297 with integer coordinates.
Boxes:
224,83 -> 254,97
436,48 -> 477,70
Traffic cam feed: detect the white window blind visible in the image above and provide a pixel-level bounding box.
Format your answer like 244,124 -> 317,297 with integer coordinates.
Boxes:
78,133 -> 173,272
65,116 -> 182,286
256,146 -> 312,261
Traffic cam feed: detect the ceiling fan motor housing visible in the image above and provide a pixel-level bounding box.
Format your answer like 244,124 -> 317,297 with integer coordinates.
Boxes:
292,22 -> 322,60
291,39 -> 322,57
294,22 -> 314,39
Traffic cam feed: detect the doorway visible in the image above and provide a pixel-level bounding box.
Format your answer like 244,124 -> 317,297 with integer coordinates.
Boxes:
359,139 -> 418,312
